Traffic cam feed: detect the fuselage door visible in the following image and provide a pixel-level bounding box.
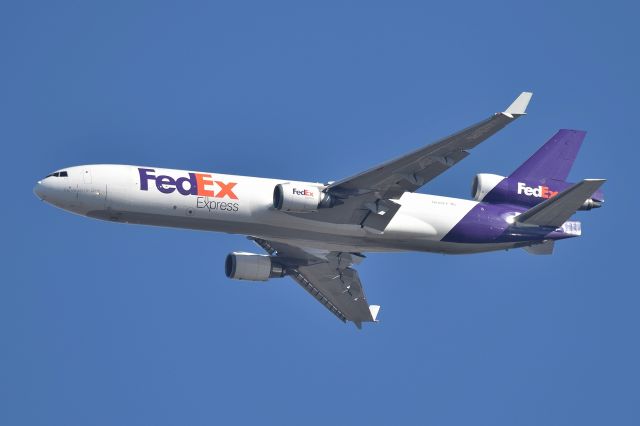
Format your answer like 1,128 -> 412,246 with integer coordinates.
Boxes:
78,168 -> 106,211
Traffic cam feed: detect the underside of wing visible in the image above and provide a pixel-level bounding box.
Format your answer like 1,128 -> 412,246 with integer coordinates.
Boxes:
251,237 -> 380,328
327,92 -> 532,199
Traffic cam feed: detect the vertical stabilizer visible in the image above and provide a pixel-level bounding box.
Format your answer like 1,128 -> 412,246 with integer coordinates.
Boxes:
510,129 -> 586,183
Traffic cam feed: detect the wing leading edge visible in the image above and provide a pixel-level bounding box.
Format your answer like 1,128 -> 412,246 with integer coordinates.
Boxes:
251,237 -> 380,328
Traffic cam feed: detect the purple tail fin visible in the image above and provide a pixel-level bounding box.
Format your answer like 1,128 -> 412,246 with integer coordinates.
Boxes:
510,129 -> 585,183
481,129 -> 604,207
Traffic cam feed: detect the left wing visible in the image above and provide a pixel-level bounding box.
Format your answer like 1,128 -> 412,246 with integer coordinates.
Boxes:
252,237 -> 380,328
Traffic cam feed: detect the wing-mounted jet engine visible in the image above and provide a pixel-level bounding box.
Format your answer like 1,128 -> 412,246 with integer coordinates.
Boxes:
225,252 -> 286,281
272,183 -> 335,212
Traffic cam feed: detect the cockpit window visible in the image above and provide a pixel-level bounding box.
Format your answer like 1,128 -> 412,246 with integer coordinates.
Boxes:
45,171 -> 69,178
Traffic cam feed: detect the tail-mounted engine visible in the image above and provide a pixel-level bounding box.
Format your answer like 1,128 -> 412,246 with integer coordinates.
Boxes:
272,183 -> 334,212
225,252 -> 286,281
471,173 -> 506,201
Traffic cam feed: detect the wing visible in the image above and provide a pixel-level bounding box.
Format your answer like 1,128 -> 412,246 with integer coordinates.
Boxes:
252,237 -> 380,328
328,92 -> 532,200
286,92 -> 533,233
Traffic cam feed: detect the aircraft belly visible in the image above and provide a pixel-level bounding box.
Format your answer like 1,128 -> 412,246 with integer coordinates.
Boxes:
86,206 -> 518,255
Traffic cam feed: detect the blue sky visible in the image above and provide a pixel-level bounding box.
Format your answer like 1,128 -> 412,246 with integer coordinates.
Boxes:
1,1 -> 638,425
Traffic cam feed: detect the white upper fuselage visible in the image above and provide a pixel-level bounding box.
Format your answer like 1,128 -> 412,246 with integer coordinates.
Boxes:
34,164 -> 512,254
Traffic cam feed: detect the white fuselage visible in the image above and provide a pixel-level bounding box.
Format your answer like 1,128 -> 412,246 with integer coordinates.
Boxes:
34,164 -> 520,254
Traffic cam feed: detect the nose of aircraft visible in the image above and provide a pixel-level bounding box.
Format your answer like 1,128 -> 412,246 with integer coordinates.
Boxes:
33,180 -> 46,200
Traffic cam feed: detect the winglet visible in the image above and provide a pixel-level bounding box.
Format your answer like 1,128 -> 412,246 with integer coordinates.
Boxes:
369,305 -> 381,322
503,92 -> 533,117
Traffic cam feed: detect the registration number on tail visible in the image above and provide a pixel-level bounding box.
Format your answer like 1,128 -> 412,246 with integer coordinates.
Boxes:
561,221 -> 582,236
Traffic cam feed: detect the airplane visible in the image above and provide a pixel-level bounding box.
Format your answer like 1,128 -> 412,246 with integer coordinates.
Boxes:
34,92 -> 605,328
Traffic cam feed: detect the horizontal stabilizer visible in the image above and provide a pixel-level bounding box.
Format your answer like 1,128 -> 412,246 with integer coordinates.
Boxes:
524,240 -> 555,255
515,179 -> 605,228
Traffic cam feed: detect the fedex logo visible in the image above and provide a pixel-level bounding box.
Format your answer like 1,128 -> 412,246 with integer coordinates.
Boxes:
138,168 -> 238,199
517,182 -> 558,199
292,188 -> 314,197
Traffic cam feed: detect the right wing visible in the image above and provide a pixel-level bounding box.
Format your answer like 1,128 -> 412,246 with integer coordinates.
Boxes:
327,92 -> 533,200
291,92 -> 532,233
251,237 -> 380,328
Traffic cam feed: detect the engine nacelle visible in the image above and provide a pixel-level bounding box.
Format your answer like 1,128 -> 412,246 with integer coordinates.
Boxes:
273,183 -> 330,212
580,198 -> 603,210
224,252 -> 286,281
471,173 -> 505,201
